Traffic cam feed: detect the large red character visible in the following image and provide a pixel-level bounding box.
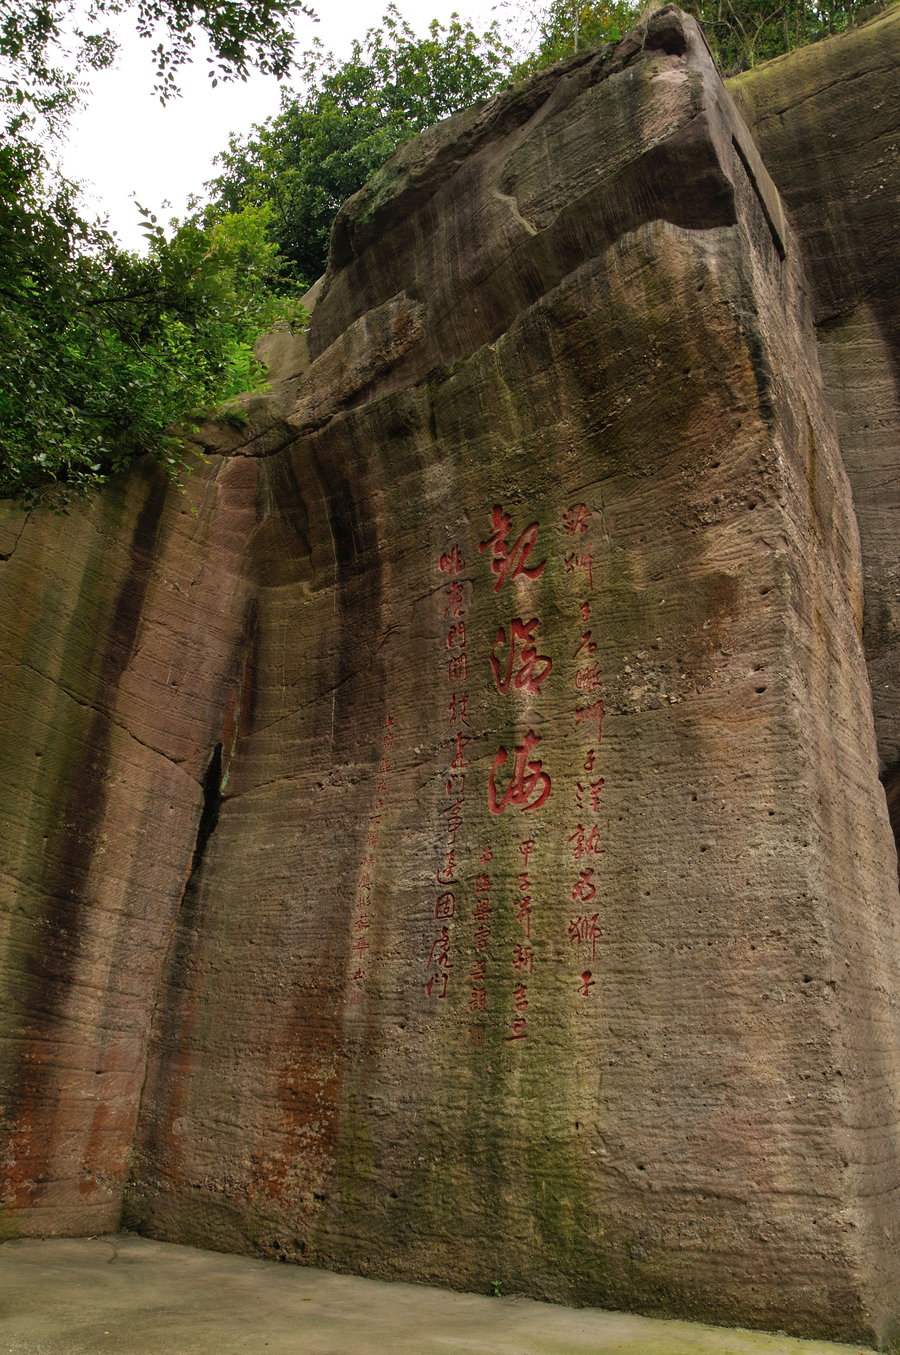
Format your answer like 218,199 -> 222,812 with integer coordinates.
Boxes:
488,730 -> 551,814
490,618 -> 553,696
479,506 -> 546,594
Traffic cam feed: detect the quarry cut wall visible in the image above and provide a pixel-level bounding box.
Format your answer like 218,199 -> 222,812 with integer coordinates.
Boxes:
2,9 -> 900,1348
729,4 -> 900,855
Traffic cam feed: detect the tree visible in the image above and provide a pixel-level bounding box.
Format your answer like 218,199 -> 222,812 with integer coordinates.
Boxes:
679,0 -> 879,73
0,148 -> 305,503
0,0 -> 312,127
207,6 -> 513,286
0,0 -> 311,503
511,0 -> 639,75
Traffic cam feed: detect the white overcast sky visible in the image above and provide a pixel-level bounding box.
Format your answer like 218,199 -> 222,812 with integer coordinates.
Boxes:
61,1 -> 502,250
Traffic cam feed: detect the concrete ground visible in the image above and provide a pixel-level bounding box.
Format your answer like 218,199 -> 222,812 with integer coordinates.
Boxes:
0,1234 -> 877,1355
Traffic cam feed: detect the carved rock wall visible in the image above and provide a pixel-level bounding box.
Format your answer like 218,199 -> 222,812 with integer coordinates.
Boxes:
2,10 -> 900,1348
729,5 -> 900,847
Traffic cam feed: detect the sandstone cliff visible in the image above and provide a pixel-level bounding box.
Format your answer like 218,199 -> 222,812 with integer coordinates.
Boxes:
729,3 -> 900,855
2,8 -> 900,1348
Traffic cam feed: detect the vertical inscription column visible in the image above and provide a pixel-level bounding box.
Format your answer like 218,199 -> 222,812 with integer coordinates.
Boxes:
479,506 -> 553,1044
561,504 -> 606,999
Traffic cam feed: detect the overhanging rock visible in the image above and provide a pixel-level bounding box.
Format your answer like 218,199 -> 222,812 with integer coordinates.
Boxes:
2,9 -> 900,1348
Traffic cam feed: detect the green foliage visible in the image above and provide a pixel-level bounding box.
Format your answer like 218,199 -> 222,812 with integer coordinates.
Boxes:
0,0 -> 312,128
513,0 -> 878,82
207,5 -> 513,286
0,0 -> 309,504
0,138 -> 304,504
512,0 -> 640,75
680,0 -> 880,73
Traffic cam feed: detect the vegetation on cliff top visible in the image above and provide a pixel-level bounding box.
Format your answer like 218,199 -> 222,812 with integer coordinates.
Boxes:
205,0 -> 881,288
0,0 -> 308,504
208,6 -> 513,288
0,0 -> 883,504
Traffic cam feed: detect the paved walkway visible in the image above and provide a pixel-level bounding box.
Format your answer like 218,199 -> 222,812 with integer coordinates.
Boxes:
0,1234 -> 876,1355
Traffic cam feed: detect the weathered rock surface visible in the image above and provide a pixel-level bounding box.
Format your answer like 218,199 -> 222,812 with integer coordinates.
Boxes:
728,5 -> 900,846
2,9 -> 900,1350
0,461 -> 260,1236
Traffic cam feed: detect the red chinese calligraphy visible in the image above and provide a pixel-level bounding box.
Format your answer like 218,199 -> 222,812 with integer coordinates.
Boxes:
427,926 -> 452,971
436,853 -> 457,885
451,733 -> 471,769
434,891 -> 455,920
473,923 -> 492,952
425,972 -> 449,999
513,944 -> 535,973
575,777 -> 606,812
446,621 -> 468,649
575,699 -> 606,741
562,503 -> 590,536
564,552 -> 595,590
443,581 -> 465,618
568,914 -> 603,961
574,663 -> 602,693
443,798 -> 464,844
578,970 -> 596,996
447,692 -> 469,725
568,824 -> 604,860
478,505 -> 546,594
571,868 -> 597,903
447,654 -> 468,684
439,545 -> 467,575
513,895 -> 533,938
488,731 -> 551,814
574,631 -> 597,659
489,618 -> 553,696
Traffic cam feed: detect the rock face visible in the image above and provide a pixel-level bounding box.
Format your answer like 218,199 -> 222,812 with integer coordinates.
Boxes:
729,5 -> 900,850
2,9 -> 900,1348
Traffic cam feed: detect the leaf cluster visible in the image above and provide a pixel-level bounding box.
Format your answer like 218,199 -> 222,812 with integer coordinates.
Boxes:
0,0 -> 311,504
207,4 -> 514,286
0,0 -> 312,128
0,138 -> 304,504
511,0 -> 640,76
680,0 -> 880,73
